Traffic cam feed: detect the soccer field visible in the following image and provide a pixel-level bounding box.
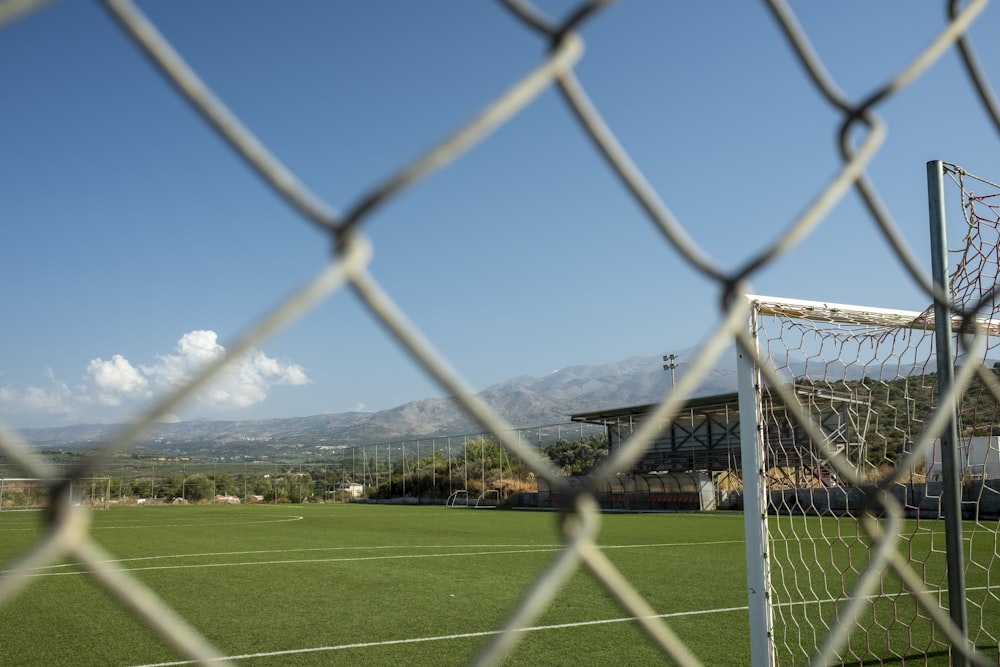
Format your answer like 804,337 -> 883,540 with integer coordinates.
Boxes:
0,504 -> 754,666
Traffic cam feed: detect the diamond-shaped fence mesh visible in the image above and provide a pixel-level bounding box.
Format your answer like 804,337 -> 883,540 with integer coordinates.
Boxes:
4,0 -> 1000,664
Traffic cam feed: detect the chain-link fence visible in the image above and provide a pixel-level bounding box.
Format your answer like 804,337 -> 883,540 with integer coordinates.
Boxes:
3,0 -> 1000,664
1,421 -> 606,508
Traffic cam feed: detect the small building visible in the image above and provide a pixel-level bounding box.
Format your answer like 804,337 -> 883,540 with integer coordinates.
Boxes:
337,481 -> 364,498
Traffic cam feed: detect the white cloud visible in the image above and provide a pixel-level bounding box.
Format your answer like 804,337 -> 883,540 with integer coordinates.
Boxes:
142,330 -> 225,391
0,369 -> 82,423
87,354 -> 149,406
251,351 -> 310,386
0,330 -> 311,425
143,330 -> 311,409
139,332 -> 311,409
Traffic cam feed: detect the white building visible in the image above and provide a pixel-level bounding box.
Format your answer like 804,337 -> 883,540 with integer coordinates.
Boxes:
338,481 -> 364,498
926,437 -> 1000,481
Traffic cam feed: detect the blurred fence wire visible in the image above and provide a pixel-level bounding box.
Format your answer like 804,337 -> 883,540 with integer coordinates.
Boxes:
2,0 -> 1000,665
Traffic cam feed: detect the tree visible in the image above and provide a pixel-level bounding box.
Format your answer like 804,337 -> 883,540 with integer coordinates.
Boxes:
159,474 -> 184,500
544,436 -> 609,475
208,472 -> 237,497
130,479 -> 151,498
285,473 -> 315,503
181,473 -> 214,502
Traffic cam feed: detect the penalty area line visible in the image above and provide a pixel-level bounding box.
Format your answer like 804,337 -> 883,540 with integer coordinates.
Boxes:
6,540 -> 743,577
127,604 -> 750,667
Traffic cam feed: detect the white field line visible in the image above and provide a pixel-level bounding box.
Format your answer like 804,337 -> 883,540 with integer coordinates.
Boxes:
0,514 -> 305,532
2,539 -> 746,577
124,582 -> 1000,667
126,604 -> 752,667
88,514 -> 305,530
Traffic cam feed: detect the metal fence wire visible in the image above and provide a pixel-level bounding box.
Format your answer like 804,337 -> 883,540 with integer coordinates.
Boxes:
3,0 -> 1000,664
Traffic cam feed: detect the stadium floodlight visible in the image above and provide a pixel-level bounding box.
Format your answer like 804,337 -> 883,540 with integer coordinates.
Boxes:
662,353 -> 677,388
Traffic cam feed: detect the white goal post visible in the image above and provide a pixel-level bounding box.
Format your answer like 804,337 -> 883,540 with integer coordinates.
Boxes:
0,477 -> 112,511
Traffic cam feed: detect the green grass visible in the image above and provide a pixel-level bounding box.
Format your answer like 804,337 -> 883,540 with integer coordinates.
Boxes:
0,505 -> 997,666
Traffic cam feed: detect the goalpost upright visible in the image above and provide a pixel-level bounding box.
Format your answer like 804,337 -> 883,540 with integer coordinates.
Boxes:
927,159 -> 968,661
737,307 -> 775,667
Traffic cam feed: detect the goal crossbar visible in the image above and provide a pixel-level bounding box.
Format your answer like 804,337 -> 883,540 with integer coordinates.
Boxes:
749,293 -> 1000,336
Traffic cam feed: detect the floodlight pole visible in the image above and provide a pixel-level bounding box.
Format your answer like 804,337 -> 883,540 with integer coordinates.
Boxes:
927,159 -> 969,665
663,354 -> 678,388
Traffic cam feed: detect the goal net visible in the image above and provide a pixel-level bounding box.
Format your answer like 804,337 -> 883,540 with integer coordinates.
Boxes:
0,478 -> 112,511
738,292 -> 1000,665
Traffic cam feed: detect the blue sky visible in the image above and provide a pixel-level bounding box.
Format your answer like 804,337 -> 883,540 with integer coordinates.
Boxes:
2,1 -> 999,429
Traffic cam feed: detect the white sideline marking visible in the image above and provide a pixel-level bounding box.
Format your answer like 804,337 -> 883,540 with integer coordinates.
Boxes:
90,515 -> 305,530
11,548 -> 565,577
34,543 -> 565,569
4,540 -> 744,577
123,582 -> 1000,666
0,514 -> 305,532
126,605 -> 750,667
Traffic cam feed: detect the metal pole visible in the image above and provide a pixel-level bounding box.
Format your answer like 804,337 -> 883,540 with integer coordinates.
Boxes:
927,159 -> 969,664
663,354 -> 678,389
737,298 -> 775,667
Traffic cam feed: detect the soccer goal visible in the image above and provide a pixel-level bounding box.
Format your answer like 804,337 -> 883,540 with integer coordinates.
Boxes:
445,489 -> 469,507
734,161 -> 1000,665
0,477 -> 112,511
737,292 -> 1000,665
474,489 -> 500,508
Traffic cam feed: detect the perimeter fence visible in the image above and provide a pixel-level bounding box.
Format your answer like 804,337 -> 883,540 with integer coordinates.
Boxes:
1,421 -> 606,506
3,1 -> 1000,665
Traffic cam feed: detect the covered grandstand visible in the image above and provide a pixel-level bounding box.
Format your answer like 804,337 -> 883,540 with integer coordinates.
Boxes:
568,386 -> 871,509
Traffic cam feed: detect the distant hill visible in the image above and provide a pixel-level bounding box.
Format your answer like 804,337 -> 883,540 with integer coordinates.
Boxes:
16,347 -> 742,457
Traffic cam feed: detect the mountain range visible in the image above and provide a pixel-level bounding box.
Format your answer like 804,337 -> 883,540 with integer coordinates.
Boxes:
17,348 -> 741,457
